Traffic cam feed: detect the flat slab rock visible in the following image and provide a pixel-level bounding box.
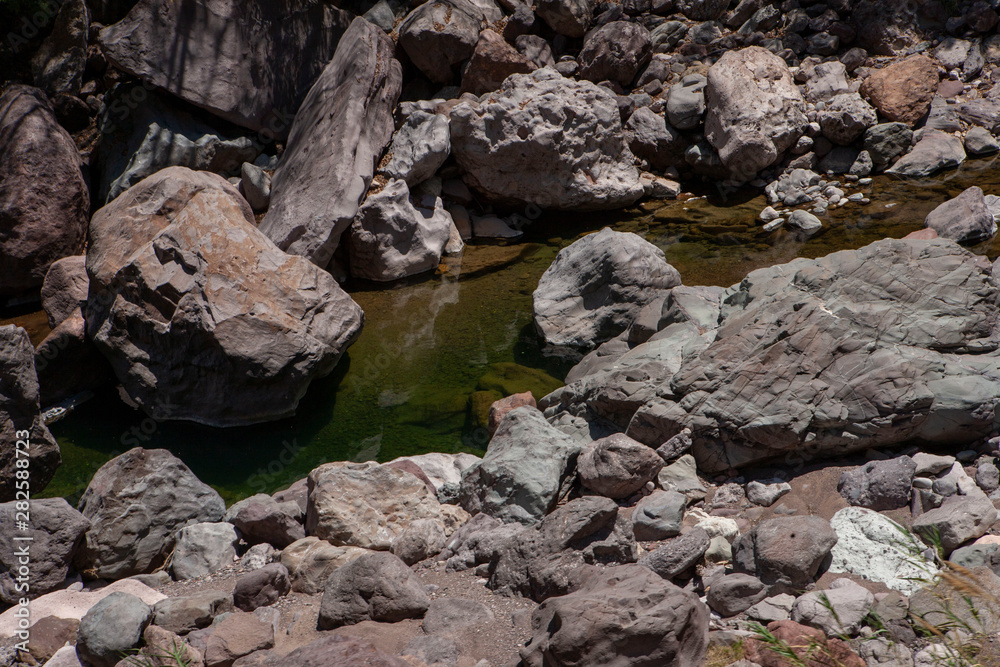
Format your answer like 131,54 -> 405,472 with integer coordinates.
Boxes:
543,238 -> 1000,473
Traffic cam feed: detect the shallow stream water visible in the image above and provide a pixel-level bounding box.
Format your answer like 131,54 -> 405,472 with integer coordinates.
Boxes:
17,155 -> 1000,504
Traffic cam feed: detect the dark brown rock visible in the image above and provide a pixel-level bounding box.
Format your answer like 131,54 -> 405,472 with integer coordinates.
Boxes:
461,29 -> 533,96
859,55 -> 938,126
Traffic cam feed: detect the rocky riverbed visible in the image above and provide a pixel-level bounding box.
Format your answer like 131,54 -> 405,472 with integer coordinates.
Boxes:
6,0 -> 1000,666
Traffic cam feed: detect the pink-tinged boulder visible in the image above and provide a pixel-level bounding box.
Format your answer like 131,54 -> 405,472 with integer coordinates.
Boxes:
859,55 -> 938,126
0,85 -> 89,297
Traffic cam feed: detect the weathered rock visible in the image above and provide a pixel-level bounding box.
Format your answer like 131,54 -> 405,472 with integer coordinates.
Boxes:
912,453 -> 955,476
99,0 -> 353,136
577,21 -> 651,87
678,0 -> 728,20
129,625 -> 205,667
0,86 -> 89,297
307,461 -> 468,550
533,228 -> 681,351
41,255 -> 88,329
386,452 -> 482,492
0,498 -> 89,605
787,209 -> 823,235
391,518 -> 449,565
859,638 -> 914,667
638,526 -> 711,579
318,551 -> 430,628
87,167 -> 364,427
279,537 -> 367,594
626,106 -> 686,171
398,0 -> 486,83
746,480 -> 791,507
744,620 -> 865,667
746,594 -> 796,623
486,392 -> 536,436
863,122 -> 914,171
908,565 -> 1000,635
804,61 -> 850,101
240,162 -> 271,211
859,55 -> 938,126
632,490 -> 686,541
170,522 -> 239,581
488,496 -> 637,601
657,454 -> 707,502
422,597 -> 495,637
924,186 -> 997,244
544,238 -> 1000,473
837,457 -> 916,511
577,433 -> 663,498
519,564 -> 708,667
459,407 -> 581,524
819,93 -> 878,145
232,563 -> 290,612
259,18 -> 402,268
450,68 -> 643,210
348,180 -> 453,282
31,0 -> 89,96
203,610 -> 275,666
734,516 -> 838,592
76,592 -> 153,667
667,73 -> 707,130
380,111 -> 451,187
22,616 -> 80,665
704,47 -> 809,181
75,448 -> 226,580
461,28 -> 533,95
912,493 -> 998,553
153,590 -> 233,635
707,573 -> 768,617
791,580 -> 875,636
34,312 -> 103,403
230,497 -> 305,549
264,635 -> 409,667
0,326 -> 61,501
535,0 -> 592,37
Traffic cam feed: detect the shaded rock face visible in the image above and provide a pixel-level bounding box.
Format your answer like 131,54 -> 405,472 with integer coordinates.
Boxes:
306,461 -> 469,550
461,28 -> 534,96
98,0 -> 353,137
0,86 -> 89,298
0,498 -> 89,605
450,68 -> 643,211
31,0 -> 89,97
74,447 -> 226,580
488,496 -> 638,601
380,111 -> 451,187
459,407 -> 581,525
704,47 -> 809,181
859,55 -> 938,126
0,326 -> 61,502
519,564 -> 708,667
318,551 -> 430,629
535,0 -> 592,37
259,18 -> 402,270
532,228 -> 682,351
348,180 -> 452,282
41,255 -> 88,329
399,0 -> 487,83
544,238 -> 1000,473
577,21 -> 651,87
86,167 -> 364,427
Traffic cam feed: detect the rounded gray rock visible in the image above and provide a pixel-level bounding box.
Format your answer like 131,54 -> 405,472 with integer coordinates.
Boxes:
76,592 -> 153,667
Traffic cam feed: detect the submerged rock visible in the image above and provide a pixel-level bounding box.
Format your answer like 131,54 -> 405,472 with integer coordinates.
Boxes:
451,68 -> 643,210
86,167 -> 364,427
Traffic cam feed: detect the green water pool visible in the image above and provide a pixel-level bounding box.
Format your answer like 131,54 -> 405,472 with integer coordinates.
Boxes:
37,155 -> 1000,504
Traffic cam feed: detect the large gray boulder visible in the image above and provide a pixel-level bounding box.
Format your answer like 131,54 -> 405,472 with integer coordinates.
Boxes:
819,93 -> 878,145
317,551 -> 430,629
535,0 -> 592,37
667,74 -> 707,130
519,564 -> 708,667
97,85 -> 259,204
76,592 -> 153,667
488,496 -> 638,601
0,326 -> 61,502
458,407 -> 581,525
912,493 -> 998,553
532,228 -> 681,351
74,448 -> 226,580
733,516 -> 838,592
541,238 -> 1000,473
632,490 -> 686,541
306,461 -> 468,550
924,186 -> 998,244
380,111 -> 451,187
0,85 -> 89,297
98,0 -> 353,137
838,457 -> 917,511
704,47 -> 809,181
0,498 -> 89,605
169,522 -> 239,580
398,0 -> 486,83
348,180 -> 453,282
863,122 -> 913,171
451,68 -> 644,211
260,18 -> 402,269
625,107 -> 687,171
86,167 -> 364,427
577,21 -> 651,87
886,129 -> 966,177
